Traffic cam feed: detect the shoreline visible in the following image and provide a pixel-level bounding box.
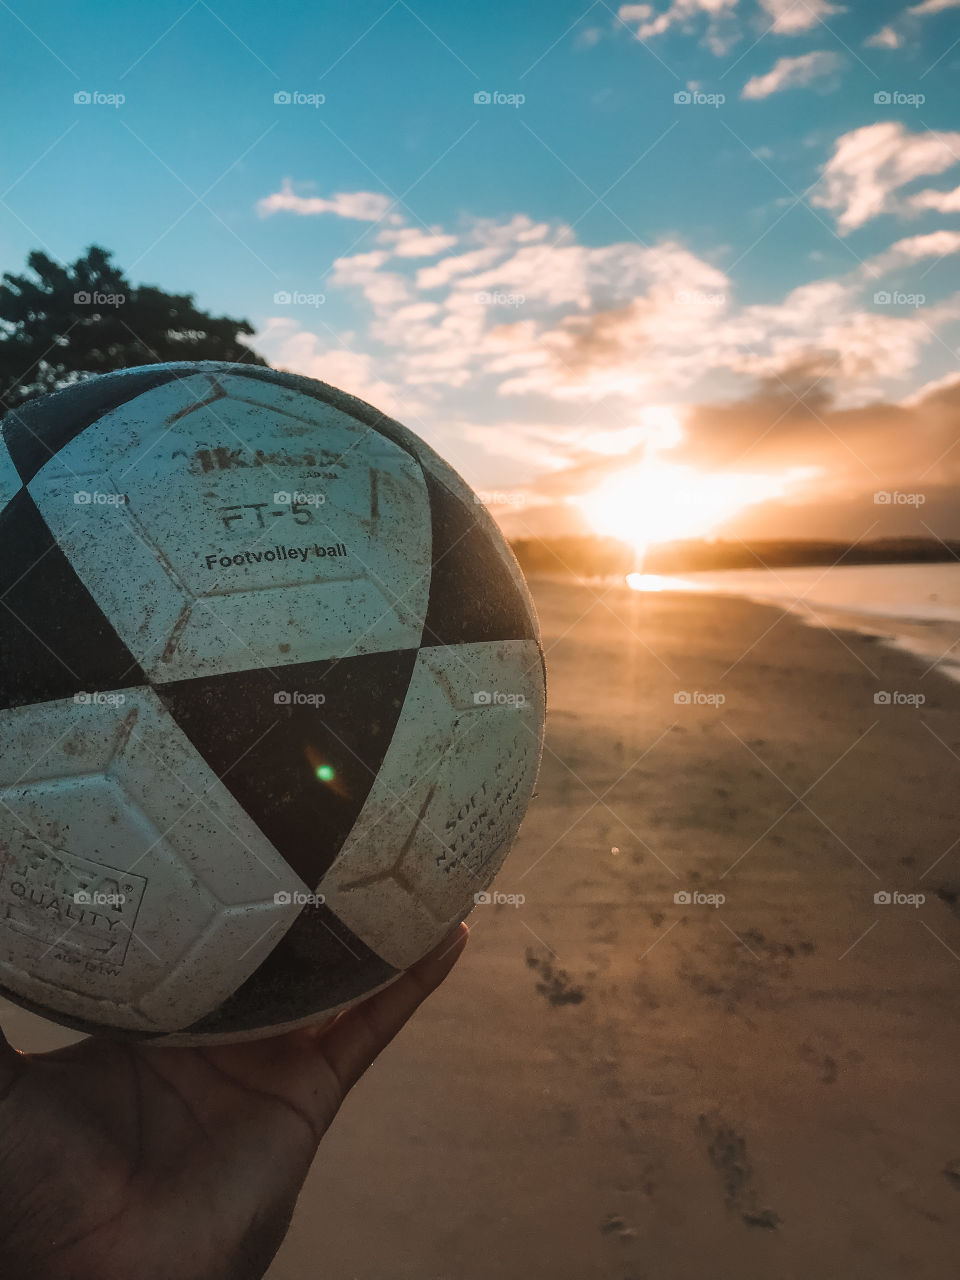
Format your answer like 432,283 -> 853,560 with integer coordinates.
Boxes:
534,568 -> 960,687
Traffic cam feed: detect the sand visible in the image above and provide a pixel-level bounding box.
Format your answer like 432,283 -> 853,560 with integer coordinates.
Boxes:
6,579 -> 960,1278
267,579 -> 960,1280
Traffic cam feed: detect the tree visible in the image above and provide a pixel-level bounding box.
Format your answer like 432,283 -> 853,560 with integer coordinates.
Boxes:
0,245 -> 267,410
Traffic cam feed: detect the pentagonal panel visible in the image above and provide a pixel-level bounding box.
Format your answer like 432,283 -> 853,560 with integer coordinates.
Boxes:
27,373 -> 431,683
317,639 -> 545,967
0,688 -> 309,1032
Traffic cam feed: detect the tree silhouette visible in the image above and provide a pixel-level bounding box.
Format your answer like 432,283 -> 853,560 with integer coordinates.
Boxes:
0,245 -> 267,410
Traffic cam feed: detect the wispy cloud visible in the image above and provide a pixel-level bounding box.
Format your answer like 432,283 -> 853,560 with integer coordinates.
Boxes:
757,0 -> 845,33
742,50 -> 843,99
617,0 -> 739,54
907,0 -> 960,15
864,25 -> 901,47
376,227 -> 459,257
907,184 -> 960,214
257,180 -> 397,222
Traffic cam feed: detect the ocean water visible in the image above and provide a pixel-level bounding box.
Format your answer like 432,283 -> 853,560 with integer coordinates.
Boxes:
626,563 -> 960,681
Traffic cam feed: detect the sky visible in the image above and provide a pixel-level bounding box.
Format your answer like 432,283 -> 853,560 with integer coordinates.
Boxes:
3,0 -> 960,548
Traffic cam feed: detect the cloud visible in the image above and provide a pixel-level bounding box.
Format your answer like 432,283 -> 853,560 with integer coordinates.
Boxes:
864,229 -> 960,276
330,251 -> 414,313
376,227 -> 459,257
485,255 -> 960,405
257,180 -> 396,222
254,194 -> 960,515
757,0 -> 844,31
505,369 -> 960,542
617,0 -> 739,53
813,122 -> 960,232
678,370 -> 960,513
865,0 -> 958,49
908,0 -> 960,14
742,50 -> 843,99
864,24 -> 902,47
253,318 -> 415,417
907,184 -> 960,214
416,247 -> 503,291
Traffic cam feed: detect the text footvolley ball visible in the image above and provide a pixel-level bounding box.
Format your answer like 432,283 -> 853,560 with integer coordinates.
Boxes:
0,363 -> 545,1043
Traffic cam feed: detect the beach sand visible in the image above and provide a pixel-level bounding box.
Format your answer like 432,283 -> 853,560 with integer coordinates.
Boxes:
5,579 -> 960,1278
267,578 -> 960,1280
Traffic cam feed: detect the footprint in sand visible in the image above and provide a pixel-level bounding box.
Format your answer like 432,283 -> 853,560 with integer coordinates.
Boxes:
697,1113 -> 781,1231
525,949 -> 586,1006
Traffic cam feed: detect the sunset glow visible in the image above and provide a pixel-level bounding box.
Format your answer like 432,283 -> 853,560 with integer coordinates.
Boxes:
573,463 -> 817,561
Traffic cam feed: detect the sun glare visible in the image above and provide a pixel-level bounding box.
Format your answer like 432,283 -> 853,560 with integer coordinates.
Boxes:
573,462 -> 814,563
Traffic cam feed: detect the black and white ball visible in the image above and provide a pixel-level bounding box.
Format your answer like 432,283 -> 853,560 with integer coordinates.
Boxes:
0,363 -> 544,1043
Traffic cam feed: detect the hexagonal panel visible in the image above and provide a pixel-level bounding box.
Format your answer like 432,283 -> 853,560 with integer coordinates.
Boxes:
27,372 -> 431,683
0,688 -> 308,1032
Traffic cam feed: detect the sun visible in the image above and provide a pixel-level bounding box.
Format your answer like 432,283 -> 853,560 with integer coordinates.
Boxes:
572,461 -> 814,564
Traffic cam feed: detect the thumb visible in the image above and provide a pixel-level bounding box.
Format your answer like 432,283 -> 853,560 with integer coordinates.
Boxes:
314,923 -> 469,1099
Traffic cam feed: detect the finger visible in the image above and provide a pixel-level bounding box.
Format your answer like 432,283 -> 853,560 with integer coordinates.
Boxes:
0,1015 -> 22,1097
316,923 -> 468,1098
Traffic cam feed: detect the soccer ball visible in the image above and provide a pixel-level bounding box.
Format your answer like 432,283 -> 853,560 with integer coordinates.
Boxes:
0,362 -> 544,1043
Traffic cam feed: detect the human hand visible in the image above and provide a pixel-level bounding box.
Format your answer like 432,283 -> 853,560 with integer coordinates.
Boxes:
0,923 -> 468,1280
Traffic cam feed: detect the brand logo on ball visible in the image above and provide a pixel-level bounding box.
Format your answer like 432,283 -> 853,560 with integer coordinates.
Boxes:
0,842 -> 147,968
183,444 -> 339,474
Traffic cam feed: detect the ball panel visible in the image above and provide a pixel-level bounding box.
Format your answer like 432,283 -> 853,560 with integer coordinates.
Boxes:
316,639 -> 545,968
0,978 -> 165,1041
0,431 -> 21,512
0,490 -> 147,711
420,468 -> 539,647
155,647 -> 420,891
179,900 -> 398,1040
409,441 -> 541,646
1,365 -> 187,486
227,362 -> 540,647
0,688 -> 309,1032
225,362 -> 422,462
29,373 -> 431,683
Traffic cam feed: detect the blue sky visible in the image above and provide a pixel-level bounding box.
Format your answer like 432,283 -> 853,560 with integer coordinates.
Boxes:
3,0 -> 960,539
